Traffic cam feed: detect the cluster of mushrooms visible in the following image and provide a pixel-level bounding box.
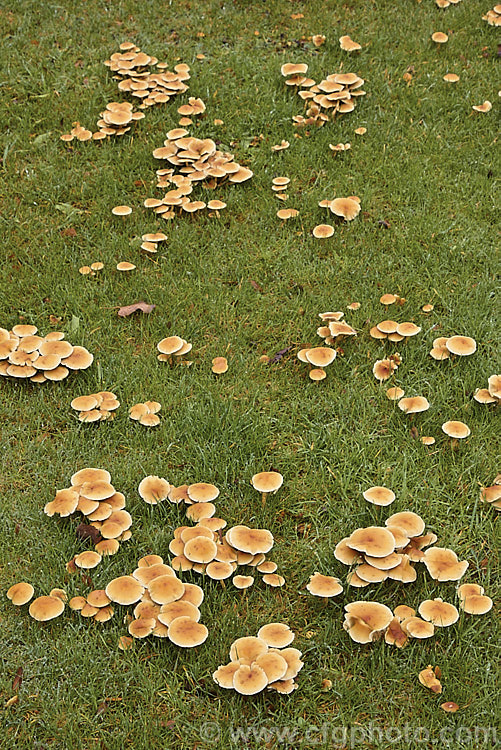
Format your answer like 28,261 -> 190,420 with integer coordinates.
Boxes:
429,335 -> 477,360
297,311 -> 357,381
281,64 -> 366,129
129,401 -> 162,427
370,319 -> 421,343
480,476 -> 501,511
474,374 -> 500,405
147,128 -> 252,218
44,468 -> 132,561
138,476 -> 285,588
334,510 -> 467,588
213,623 -> 303,695
312,196 -> 362,237
0,325 -> 93,383
71,391 -> 120,422
482,3 -> 501,24
157,335 -> 193,364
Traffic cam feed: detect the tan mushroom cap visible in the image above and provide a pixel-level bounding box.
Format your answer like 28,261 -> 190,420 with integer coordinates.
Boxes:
133,563 -> 175,586
86,589 -> 111,608
309,368 -> 327,381
431,31 -> 448,43
385,511 -> 425,538
117,261 -> 136,271
363,485 -> 396,507
158,601 -> 200,626
398,396 -> 430,414
157,335 -> 184,355
442,420 -> 470,438
262,573 -> 285,587
254,652 -> 288,683
386,386 -> 405,401
139,413 -> 160,427
7,582 -> 35,605
339,35 -> 362,51
232,664 -> 268,695
355,564 -> 388,583
187,482 -> 220,503
230,636 -> 268,663
403,617 -> 435,639
281,63 -> 308,76
138,475 -> 171,504
306,572 -> 343,597
232,575 -> 255,589
72,467 -> 111,486
44,488 -> 79,517
71,395 -> 99,411
168,616 -> 208,647
334,537 -> 363,565
443,73 -> 460,83
394,604 -> 416,620
206,561 -> 234,580
380,293 -> 397,305
95,538 -> 120,556
377,320 -> 398,334
313,223 -> 334,238
68,596 -> 87,611
457,583 -> 484,601
251,471 -> 283,494
74,550 -> 102,569
487,375 -> 501,399
345,601 -> 393,632
80,480 -> 115,501
148,575 -> 185,605
397,322 -> 421,337
330,197 -> 361,221
472,101 -> 492,113
106,575 -> 145,605
29,595 -> 65,621
423,547 -> 468,581
384,617 -> 408,648
257,623 -> 295,648
421,436 -> 436,446
348,526 -> 396,558
227,525 -> 274,554
63,347 -> 94,370
184,537 -> 217,564
460,594 -> 493,615
213,662 -> 241,688
445,335 -> 476,356
181,525 -> 214,543
305,347 -> 336,367
473,388 -> 497,404
365,551 -> 403,570
129,618 -> 156,639
112,205 -> 133,216
178,582 -> 204,608
418,598 -> 459,627
211,356 -> 228,373
186,502 -> 216,522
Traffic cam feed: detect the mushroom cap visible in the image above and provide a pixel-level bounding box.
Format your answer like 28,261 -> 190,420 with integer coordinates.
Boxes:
305,347 -> 336,367
487,375 -> 501,399
345,601 -> 393,632
264,573 -> 286,587
233,664 -> 268,695
211,356 -> 228,373
29,595 -> 65,621
423,547 -> 468,581
80,480 -> 115,501
456,583 -> 484,600
473,388 -> 497,404
443,73 -> 460,83
45,488 -> 79,517
157,335 -> 184,355
230,636 -> 268,663
116,261 -> 136,271
384,616 -> 409,648
385,555 -> 417,583
232,575 -> 255,589
431,31 -> 448,42
184,537 -> 217,563
71,395 -> 99,411
251,472 -> 283,494
394,604 -> 416,620
330,197 -> 361,221
396,322 -> 421,337
386,386 -> 405,400
254,652 -> 288,683
7,582 -> 35,606
472,101 -> 492,113
348,526 -> 396,558
71,468 -> 111,486
105,575 -> 145,605
257,623 -> 295,648
87,589 -> 111,608
377,319 -> 398,334
365,551 -> 402,570
187,482 -> 219,503
363,486 -> 395,507
168,616 -> 208,647
355,563 -> 388,583
460,594 -> 493,615
306,572 -> 343,597
206,561 -> 234,580
281,63 -> 308,76
404,617 -> 435,639
385,511 -> 425,538
144,574 -> 184,606
418,598 -> 459,627
313,223 -> 334,238
112,205 -> 133,216
74,551 -> 102,569
158,601 -> 200,626
213,662 -> 242,688
445,335 -> 476,356
398,396 -> 430,414
442,420 -> 470,439
227,525 -> 274,554
309,368 -> 327,381
179,582 -> 204,608
138,475 -> 171,504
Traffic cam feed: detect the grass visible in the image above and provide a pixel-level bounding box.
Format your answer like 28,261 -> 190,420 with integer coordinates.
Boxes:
0,0 -> 499,747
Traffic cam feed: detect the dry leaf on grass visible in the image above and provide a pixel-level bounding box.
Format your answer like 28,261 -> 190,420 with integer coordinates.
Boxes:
118,302 -> 156,317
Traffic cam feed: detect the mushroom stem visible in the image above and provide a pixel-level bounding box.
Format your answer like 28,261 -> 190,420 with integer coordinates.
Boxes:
451,439 -> 458,451
220,579 -> 226,590
262,492 -> 266,506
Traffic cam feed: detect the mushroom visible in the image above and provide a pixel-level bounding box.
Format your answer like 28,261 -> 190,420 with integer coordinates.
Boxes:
111,205 -> 133,216
442,420 -> 471,441
339,35 -> 361,52
445,336 -> 477,356
7,582 -> 35,606
398,396 -> 430,414
423,547 -> 468,582
29,595 -> 65,621
138,476 -> 171,504
251,472 -> 283,505
312,224 -> 334,238
306,572 -> 343,598
233,664 -> 268,695
168,616 -> 208,647
347,526 -> 396,557
431,31 -> 448,43
418,598 -> 459,627
106,576 -> 145,605
257,623 -> 295,648
330,197 -> 361,221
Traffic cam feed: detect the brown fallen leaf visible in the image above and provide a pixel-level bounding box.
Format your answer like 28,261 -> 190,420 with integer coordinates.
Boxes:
249,279 -> 263,293
76,523 -> 102,544
12,668 -> 23,693
117,301 -> 156,317
61,227 -> 77,237
5,696 -> 19,709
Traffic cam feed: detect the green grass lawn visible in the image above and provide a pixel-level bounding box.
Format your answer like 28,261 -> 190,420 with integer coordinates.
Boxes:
0,0 -> 499,747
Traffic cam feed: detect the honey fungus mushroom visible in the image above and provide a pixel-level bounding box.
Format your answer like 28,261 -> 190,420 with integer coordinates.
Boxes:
306,573 -> 343,598
251,471 -> 283,505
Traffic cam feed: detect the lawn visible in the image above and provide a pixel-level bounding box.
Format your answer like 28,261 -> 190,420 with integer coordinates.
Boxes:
0,0 -> 499,748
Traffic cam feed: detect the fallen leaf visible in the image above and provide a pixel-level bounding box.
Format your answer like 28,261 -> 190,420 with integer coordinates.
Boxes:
60,227 -> 77,237
76,523 -> 102,544
12,668 -> 23,693
117,301 -> 156,317
378,219 -> 391,229
95,701 -> 108,717
268,346 -> 293,364
410,426 -> 419,440
249,279 -> 263,293
5,696 -> 18,709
